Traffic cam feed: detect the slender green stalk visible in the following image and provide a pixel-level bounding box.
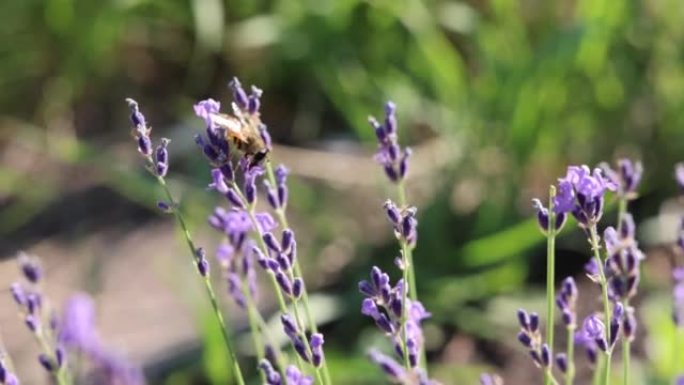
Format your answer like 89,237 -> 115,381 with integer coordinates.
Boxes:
265,162 -> 333,384
156,176 -> 246,385
566,325 -> 576,385
545,186 -> 557,385
545,368 -> 560,385
240,279 -> 267,383
396,179 -> 428,373
588,224 -> 612,385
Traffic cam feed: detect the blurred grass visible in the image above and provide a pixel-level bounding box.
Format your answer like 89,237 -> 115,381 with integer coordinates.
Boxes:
2,0 -> 684,383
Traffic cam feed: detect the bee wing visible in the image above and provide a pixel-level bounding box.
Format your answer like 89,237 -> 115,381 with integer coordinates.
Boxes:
211,113 -> 247,141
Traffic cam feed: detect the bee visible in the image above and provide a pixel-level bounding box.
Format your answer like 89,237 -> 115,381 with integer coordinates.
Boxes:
210,112 -> 269,167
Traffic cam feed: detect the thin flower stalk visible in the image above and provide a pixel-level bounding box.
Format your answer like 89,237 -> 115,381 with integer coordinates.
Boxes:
533,184 -> 568,385
125,98 -> 245,385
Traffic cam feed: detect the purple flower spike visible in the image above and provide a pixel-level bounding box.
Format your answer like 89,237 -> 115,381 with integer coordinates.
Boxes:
126,98 -> 153,156
368,349 -> 406,383
193,98 -> 221,127
18,252 -> 41,284
310,333 -> 324,367
371,102 -> 412,183
155,138 -> 170,177
259,359 -> 282,385
554,165 -> 617,226
285,365 -> 313,385
228,78 -> 249,110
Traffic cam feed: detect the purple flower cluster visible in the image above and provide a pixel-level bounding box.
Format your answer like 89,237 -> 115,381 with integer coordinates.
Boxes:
255,229 -> 304,300
554,165 -> 617,227
125,98 -> 170,178
515,309 -> 552,369
10,253 -> 65,376
384,200 -> 418,248
359,267 -> 431,380
265,165 -> 289,211
574,306 -> 623,362
531,198 -> 567,234
259,360 -> 313,385
370,102 -> 412,183
603,216 -> 644,302
280,314 -> 324,367
556,277 -> 578,328
601,159 -> 643,200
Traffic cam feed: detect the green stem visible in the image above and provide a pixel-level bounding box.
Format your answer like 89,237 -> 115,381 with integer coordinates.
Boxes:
157,177 -> 245,385
566,325 -> 576,385
396,180 -> 428,372
545,186 -> 557,385
588,224 -> 612,385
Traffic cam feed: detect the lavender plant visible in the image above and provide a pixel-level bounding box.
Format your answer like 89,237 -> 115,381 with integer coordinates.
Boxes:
125,98 -> 245,385
192,79 -> 330,384
359,102 -> 436,384
9,253 -> 69,385
515,308 -> 557,384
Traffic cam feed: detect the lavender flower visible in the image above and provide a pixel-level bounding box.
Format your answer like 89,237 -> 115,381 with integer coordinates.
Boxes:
360,266 -> 431,377
603,221 -> 644,302
556,277 -> 578,327
369,349 -> 406,383
10,253 -> 67,379
515,309 -> 551,368
601,159 -> 643,199
370,102 -> 412,183
125,98 -> 152,156
531,198 -> 567,233
384,200 -> 418,248
258,359 -> 282,385
284,365 -> 313,385
554,165 -> 617,226
265,165 -> 289,210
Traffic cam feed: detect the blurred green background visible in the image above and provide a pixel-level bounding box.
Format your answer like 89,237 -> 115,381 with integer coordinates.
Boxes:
1,0 -> 684,384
